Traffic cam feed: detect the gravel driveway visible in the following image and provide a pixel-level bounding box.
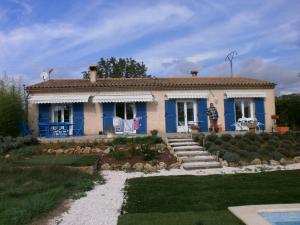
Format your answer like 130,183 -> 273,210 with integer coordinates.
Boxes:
48,163 -> 300,225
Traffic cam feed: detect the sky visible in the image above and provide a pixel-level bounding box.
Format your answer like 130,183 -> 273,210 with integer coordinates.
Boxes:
0,0 -> 299,95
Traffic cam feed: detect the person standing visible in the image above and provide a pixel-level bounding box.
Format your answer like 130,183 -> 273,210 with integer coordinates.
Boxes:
206,103 -> 219,132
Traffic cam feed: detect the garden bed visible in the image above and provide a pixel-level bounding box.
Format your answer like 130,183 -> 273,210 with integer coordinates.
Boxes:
201,132 -> 300,166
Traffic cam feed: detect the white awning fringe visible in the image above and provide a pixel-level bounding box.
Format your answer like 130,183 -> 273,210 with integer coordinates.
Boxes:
166,92 -> 208,99
226,92 -> 266,98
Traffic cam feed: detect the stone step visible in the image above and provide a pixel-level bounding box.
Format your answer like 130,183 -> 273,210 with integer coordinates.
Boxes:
180,155 -> 216,163
168,138 -> 193,143
183,161 -> 221,170
173,145 -> 203,151
176,151 -> 209,157
169,142 -> 199,146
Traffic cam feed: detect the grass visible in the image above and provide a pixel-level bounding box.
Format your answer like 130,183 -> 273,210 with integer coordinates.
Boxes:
11,154 -> 98,167
118,170 -> 300,225
0,152 -> 101,225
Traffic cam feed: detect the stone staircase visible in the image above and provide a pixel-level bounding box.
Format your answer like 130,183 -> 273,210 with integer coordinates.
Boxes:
167,137 -> 221,170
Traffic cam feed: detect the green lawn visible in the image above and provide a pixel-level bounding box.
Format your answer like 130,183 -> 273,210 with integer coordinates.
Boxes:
0,156 -> 100,225
12,154 -> 98,167
118,170 -> 300,225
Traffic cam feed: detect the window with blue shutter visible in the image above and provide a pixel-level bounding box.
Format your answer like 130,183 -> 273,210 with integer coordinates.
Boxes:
224,99 -> 235,131
39,104 -> 50,137
103,103 -> 114,133
165,100 -> 176,133
255,98 -> 265,130
73,103 -> 84,136
197,99 -> 208,132
136,102 -> 147,134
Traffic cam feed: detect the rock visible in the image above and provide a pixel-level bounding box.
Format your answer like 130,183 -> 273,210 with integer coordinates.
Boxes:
121,162 -> 131,170
286,159 -> 294,164
269,160 -> 280,166
83,147 -> 91,154
47,149 -> 54,154
294,156 -> 300,163
158,162 -> 167,170
101,163 -> 111,170
262,160 -> 268,165
221,160 -> 228,167
55,149 -> 64,155
251,158 -> 262,165
103,148 -> 111,154
168,162 -> 181,169
133,163 -> 144,171
63,149 -> 69,154
111,163 -> 121,170
4,154 -> 10,159
144,163 -> 157,172
95,148 -> 102,153
279,158 -> 287,165
239,161 -> 248,166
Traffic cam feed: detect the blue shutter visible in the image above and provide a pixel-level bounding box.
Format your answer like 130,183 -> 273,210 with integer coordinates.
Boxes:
255,98 -> 265,130
224,99 -> 235,131
73,103 -> 84,136
136,102 -> 147,134
103,103 -> 114,133
39,104 -> 50,137
197,99 -> 208,132
165,100 -> 177,133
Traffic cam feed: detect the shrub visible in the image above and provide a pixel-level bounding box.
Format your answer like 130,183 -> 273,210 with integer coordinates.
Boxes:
140,144 -> 157,161
295,143 -> 300,151
245,144 -> 259,152
204,141 -> 213,149
112,137 -> 128,145
229,139 -> 237,145
214,139 -> 223,145
110,150 -> 130,161
220,142 -> 232,150
292,151 -> 300,157
257,147 -> 270,156
193,133 -> 205,144
235,149 -> 250,159
223,152 -> 240,162
244,132 -> 261,142
259,132 -> 270,141
234,134 -> 243,140
270,151 -> 284,161
207,144 -> 221,154
249,152 -> 262,160
10,147 -> 35,157
277,148 -> 291,157
236,140 -> 247,149
0,135 -> 38,154
281,140 -> 293,149
267,139 -> 279,148
206,134 -> 218,142
220,134 -> 232,142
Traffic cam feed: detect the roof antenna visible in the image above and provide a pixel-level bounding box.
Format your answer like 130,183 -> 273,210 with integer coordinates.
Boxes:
225,51 -> 237,77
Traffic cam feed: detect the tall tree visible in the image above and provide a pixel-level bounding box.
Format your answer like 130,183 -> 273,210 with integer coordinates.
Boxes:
83,57 -> 149,78
0,75 -> 24,137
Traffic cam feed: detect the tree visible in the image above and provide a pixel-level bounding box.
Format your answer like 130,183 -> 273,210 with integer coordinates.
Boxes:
83,57 -> 149,78
0,75 -> 24,137
276,94 -> 300,130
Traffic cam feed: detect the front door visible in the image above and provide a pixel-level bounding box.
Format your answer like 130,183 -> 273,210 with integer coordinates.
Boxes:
176,101 -> 197,132
52,105 -> 73,135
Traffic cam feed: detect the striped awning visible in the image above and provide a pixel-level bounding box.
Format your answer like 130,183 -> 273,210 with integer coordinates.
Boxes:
92,93 -> 154,103
28,95 -> 90,104
225,92 -> 266,98
166,92 -> 208,99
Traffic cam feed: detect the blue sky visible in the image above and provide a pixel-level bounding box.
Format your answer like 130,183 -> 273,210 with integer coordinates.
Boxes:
0,0 -> 299,94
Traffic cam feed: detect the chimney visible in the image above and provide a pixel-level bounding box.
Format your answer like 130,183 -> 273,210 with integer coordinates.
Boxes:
89,64 -> 97,83
191,69 -> 198,77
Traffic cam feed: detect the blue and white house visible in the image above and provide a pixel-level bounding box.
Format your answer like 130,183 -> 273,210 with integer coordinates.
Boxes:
26,67 -> 276,137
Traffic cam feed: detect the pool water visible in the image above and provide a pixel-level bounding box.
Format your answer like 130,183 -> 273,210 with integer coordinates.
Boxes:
260,211 -> 300,225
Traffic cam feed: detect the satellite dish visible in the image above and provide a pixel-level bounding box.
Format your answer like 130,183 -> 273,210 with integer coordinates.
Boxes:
40,71 -> 49,81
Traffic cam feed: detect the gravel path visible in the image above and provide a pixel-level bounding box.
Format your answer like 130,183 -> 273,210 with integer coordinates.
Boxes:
48,163 -> 300,225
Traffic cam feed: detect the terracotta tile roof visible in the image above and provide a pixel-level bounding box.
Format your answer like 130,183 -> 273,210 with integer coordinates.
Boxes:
27,76 -> 275,92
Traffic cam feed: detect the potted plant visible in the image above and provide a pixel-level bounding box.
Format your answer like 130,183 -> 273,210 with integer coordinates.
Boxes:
150,129 -> 158,136
191,125 -> 199,134
276,125 -> 289,133
247,121 -> 257,133
106,128 -> 115,138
